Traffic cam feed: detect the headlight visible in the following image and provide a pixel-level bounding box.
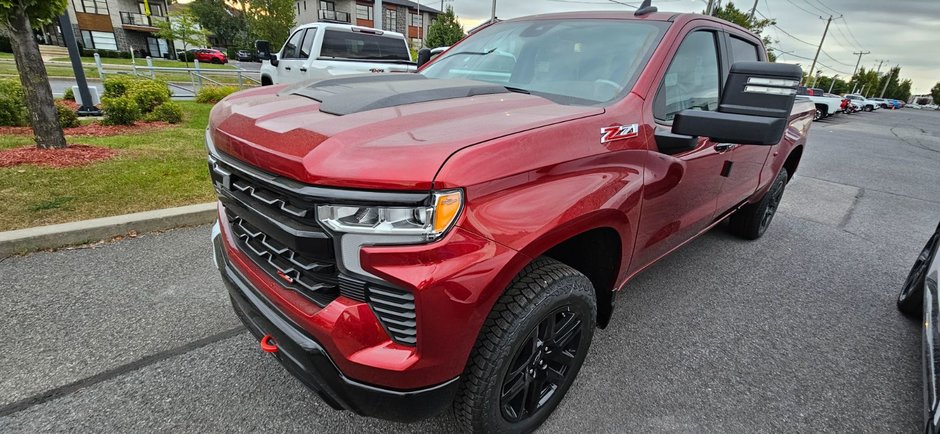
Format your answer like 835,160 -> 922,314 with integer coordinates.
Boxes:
317,190 -> 463,243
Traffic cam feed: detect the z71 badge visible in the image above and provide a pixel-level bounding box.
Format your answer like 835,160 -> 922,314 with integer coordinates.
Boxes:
600,124 -> 639,144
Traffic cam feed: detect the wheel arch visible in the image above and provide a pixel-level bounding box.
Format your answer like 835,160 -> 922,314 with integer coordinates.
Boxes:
783,145 -> 804,181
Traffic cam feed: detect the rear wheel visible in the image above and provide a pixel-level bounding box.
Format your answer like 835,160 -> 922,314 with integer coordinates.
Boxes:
813,108 -> 822,121
728,168 -> 788,240
864,105 -> 873,112
897,232 -> 939,317
453,257 -> 596,433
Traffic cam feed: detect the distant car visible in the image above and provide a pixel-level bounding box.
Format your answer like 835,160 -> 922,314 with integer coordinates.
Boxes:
897,221 -> 940,433
236,50 -> 256,62
190,48 -> 228,64
843,94 -> 879,112
908,103 -> 923,109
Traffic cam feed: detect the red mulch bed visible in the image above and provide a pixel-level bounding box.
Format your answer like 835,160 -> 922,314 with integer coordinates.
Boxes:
0,144 -> 117,168
58,100 -> 80,110
0,121 -> 170,137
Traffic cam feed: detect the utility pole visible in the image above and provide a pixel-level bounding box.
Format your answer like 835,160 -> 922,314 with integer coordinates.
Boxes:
374,0 -> 382,30
850,51 -> 869,79
706,0 -> 715,15
747,0 -> 759,21
879,65 -> 897,98
874,59 -> 887,75
806,15 -> 836,86
828,74 -> 838,93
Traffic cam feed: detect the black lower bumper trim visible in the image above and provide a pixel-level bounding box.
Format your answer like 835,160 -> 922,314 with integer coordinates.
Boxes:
215,231 -> 458,423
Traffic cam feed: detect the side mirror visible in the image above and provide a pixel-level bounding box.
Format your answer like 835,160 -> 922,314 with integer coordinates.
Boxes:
672,61 -> 802,146
416,48 -> 432,68
255,40 -> 278,66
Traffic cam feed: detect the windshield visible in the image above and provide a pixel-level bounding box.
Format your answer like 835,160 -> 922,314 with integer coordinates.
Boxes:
421,19 -> 668,105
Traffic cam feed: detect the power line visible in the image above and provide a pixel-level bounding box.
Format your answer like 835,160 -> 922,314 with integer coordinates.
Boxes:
770,48 -> 852,75
810,0 -> 842,16
781,0 -> 823,17
837,17 -> 865,49
820,49 -> 855,67
800,0 -> 831,16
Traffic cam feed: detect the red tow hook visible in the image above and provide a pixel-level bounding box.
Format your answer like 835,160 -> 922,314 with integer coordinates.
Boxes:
260,335 -> 278,353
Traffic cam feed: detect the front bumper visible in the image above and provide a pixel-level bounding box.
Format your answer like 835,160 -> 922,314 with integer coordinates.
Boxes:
213,223 -> 459,422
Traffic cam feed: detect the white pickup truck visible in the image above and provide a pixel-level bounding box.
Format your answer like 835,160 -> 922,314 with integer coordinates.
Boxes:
843,93 -> 880,112
257,23 -> 415,86
797,86 -> 844,120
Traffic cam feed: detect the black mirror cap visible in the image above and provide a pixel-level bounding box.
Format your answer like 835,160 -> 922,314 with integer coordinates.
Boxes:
416,48 -> 432,68
254,40 -> 272,57
719,61 -> 802,119
672,110 -> 787,146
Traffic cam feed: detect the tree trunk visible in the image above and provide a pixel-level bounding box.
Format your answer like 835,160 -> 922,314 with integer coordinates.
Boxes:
8,7 -> 66,149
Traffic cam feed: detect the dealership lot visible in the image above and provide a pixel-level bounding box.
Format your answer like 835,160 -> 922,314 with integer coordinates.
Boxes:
1,109 -> 938,432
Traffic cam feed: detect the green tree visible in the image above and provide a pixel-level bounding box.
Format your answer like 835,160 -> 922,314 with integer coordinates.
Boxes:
931,83 -> 940,106
155,9 -> 208,67
189,0 -> 247,49
711,2 -> 777,62
0,0 -> 68,149
244,0 -> 294,49
425,6 -> 464,49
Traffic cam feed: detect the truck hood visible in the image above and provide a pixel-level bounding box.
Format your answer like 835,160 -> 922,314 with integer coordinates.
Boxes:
208,78 -> 604,191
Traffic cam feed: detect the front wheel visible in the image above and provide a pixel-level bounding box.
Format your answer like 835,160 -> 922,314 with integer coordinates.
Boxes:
728,168 -> 789,240
453,257 -> 596,433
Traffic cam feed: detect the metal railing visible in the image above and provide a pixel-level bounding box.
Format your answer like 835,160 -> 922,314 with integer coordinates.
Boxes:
92,53 -> 260,98
119,12 -> 168,27
319,10 -> 350,23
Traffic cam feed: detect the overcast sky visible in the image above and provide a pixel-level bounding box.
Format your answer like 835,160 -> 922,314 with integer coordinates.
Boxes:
440,0 -> 939,94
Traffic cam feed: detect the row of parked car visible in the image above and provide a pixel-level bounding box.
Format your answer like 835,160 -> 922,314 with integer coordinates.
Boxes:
798,86 -> 925,121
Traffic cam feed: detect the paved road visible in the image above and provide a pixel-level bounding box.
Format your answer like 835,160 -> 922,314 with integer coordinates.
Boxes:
1,109 -> 939,432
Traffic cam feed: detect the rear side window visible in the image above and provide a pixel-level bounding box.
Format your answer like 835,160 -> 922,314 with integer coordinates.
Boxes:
654,30 -> 721,123
320,29 -> 410,61
282,29 -> 305,59
300,29 -> 317,58
729,35 -> 760,62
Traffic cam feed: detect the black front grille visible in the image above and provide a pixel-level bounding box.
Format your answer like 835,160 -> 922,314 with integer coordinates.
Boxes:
210,149 -> 417,344
227,212 -> 340,306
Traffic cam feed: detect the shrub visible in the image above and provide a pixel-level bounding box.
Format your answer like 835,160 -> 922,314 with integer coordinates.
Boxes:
56,102 -> 80,128
63,87 -> 75,101
145,101 -> 184,124
196,86 -> 238,104
101,96 -> 140,125
127,79 -> 171,113
103,75 -> 138,98
0,79 -> 27,127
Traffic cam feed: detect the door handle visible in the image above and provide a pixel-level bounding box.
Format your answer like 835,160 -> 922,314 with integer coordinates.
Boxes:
284,66 -> 291,71
714,143 -> 738,153
299,67 -> 307,72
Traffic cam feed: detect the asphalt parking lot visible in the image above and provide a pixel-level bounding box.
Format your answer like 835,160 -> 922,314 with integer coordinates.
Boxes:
1,108 -> 939,432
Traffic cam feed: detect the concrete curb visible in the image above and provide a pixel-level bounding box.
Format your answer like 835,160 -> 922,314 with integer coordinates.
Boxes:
0,203 -> 217,257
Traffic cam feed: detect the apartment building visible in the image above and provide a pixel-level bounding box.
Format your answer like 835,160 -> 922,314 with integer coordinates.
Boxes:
38,0 -> 177,58
295,0 -> 440,48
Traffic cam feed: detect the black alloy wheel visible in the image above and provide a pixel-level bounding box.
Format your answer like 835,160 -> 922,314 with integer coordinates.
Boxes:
758,177 -> 786,235
500,307 -> 583,422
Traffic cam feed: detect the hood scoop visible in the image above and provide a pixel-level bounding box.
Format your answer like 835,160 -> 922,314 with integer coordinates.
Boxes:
287,74 -> 509,116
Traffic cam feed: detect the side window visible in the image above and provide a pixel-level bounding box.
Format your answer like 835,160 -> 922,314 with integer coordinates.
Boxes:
653,30 -> 721,123
300,29 -> 317,59
729,35 -> 760,62
282,30 -> 305,59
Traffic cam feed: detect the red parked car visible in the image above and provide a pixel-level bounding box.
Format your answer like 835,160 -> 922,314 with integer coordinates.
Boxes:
188,48 -> 227,64
207,8 -> 814,432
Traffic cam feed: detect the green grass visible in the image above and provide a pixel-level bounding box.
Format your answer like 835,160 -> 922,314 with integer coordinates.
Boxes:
0,52 -> 13,59
0,101 -> 217,231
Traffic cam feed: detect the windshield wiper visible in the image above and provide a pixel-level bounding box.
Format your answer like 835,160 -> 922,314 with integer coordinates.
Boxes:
503,86 -> 530,94
445,47 -> 497,58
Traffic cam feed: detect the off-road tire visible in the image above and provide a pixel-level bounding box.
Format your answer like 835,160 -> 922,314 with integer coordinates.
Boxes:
453,257 -> 596,433
728,168 -> 789,240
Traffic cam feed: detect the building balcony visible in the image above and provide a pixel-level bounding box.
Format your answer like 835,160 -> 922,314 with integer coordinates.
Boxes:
120,12 -> 168,32
319,10 -> 350,23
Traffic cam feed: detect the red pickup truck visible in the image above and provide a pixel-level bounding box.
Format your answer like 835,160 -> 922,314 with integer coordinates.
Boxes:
208,8 -> 813,433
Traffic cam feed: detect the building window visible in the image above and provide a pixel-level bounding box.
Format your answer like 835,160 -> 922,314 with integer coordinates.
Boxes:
320,1 -> 334,11
138,2 -> 164,16
76,0 -> 108,14
81,30 -> 118,51
383,8 -> 397,31
356,4 -> 373,20
411,13 -> 422,28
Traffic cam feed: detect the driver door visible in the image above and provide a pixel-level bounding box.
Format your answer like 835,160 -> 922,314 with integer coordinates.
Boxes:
629,27 -> 727,274
277,29 -> 307,84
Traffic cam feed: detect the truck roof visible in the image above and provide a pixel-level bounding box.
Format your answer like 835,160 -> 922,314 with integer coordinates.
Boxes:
292,22 -> 406,39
